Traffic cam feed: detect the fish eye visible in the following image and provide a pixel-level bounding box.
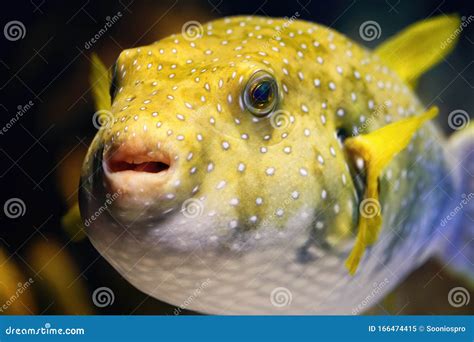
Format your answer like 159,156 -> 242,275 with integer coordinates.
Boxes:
243,70 -> 278,117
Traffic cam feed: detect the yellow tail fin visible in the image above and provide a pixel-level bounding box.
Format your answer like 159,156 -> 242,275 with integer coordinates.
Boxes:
375,15 -> 461,87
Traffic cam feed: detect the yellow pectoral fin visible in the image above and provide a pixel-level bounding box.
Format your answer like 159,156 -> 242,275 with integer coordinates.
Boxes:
345,107 -> 439,275
375,15 -> 461,87
61,202 -> 86,242
90,53 -> 111,112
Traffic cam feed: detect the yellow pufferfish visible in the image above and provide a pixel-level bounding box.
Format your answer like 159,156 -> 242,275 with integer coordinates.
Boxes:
67,14 -> 473,314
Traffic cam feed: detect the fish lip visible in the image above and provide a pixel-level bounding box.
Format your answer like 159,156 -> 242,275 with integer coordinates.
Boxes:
103,138 -> 174,174
101,139 -> 177,203
104,147 -> 172,174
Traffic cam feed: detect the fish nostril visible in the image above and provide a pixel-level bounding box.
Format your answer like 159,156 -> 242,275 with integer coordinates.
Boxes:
336,127 -> 349,144
107,160 -> 170,173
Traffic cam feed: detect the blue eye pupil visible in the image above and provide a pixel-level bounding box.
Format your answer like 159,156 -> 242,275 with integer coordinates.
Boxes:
244,72 -> 278,116
252,81 -> 272,105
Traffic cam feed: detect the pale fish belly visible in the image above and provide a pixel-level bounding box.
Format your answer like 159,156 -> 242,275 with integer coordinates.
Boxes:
81,123 -> 453,315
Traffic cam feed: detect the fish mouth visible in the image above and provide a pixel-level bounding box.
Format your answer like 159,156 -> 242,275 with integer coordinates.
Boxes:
104,141 -> 172,176
101,139 -> 177,205
106,153 -> 171,174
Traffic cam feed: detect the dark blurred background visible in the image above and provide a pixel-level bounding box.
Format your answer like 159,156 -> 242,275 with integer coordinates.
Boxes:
0,0 -> 473,315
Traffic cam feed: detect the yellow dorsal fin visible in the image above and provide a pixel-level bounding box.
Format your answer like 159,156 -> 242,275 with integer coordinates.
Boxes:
90,53 -> 111,111
345,107 -> 439,275
375,15 -> 461,87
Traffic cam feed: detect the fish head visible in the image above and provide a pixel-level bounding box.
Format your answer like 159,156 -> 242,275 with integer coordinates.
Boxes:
80,16 -> 363,311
